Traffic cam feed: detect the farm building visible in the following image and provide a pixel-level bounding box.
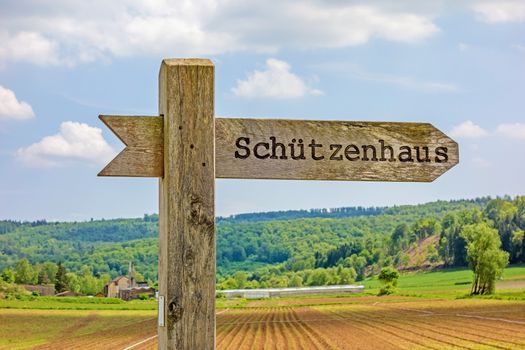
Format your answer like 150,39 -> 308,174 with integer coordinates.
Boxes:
119,282 -> 156,301
219,284 -> 364,299
103,262 -> 155,300
104,275 -> 129,298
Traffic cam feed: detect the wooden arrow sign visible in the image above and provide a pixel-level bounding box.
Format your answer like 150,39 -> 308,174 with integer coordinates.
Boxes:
99,116 -> 458,182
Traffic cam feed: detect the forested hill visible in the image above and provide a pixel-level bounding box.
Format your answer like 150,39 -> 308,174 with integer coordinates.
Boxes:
2,196 -> 522,288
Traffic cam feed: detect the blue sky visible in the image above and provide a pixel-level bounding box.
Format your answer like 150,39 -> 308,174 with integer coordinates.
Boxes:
0,0 -> 524,221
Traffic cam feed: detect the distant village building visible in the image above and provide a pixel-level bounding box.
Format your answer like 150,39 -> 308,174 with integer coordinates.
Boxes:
104,276 -> 129,298
119,282 -> 156,301
103,262 -> 155,300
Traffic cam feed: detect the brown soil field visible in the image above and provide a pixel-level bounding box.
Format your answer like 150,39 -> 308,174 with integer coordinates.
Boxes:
2,298 -> 525,349
0,309 -> 157,350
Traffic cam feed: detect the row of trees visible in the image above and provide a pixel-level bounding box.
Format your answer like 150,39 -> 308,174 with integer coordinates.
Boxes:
218,265 -> 358,290
1,259 -> 113,295
218,206 -> 385,222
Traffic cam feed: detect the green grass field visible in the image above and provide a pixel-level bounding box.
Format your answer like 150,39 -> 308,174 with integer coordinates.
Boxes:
362,264 -> 525,299
0,296 -> 157,310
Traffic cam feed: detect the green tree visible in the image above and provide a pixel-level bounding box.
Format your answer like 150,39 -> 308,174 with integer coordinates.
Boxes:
337,267 -> 356,284
511,229 -> 524,262
37,262 -> 58,285
391,223 -> 409,251
307,269 -> 329,286
377,266 -> 399,296
233,271 -> 248,289
412,218 -> 441,242
78,265 -> 104,295
14,259 -> 37,284
289,274 -> 303,287
461,223 -> 509,295
55,262 -> 68,293
1,268 -> 16,283
65,272 -> 81,293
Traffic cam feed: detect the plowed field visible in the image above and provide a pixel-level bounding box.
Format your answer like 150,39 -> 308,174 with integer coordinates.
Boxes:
2,298 -> 525,349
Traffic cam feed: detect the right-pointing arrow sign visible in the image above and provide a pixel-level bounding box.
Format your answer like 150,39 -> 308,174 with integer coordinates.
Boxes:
215,118 -> 459,182
99,117 -> 459,182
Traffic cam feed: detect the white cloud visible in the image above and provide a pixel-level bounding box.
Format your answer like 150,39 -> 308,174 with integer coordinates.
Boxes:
496,123 -> 525,140
0,1 -> 440,66
473,1 -> 525,23
449,120 -> 488,138
16,121 -> 116,167
232,59 -> 323,99
0,85 -> 35,120
0,31 -> 61,66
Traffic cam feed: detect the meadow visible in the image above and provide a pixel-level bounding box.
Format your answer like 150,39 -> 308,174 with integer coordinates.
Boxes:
1,266 -> 524,349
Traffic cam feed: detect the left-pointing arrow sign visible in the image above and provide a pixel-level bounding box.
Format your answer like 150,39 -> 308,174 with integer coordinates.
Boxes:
97,115 -> 163,177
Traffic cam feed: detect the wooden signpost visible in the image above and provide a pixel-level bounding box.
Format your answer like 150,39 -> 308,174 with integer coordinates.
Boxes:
98,58 -> 459,350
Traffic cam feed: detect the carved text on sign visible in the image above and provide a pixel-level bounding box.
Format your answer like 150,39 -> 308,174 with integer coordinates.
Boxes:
234,137 -> 449,163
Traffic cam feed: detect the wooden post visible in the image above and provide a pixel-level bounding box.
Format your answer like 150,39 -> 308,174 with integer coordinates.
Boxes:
158,59 -> 215,349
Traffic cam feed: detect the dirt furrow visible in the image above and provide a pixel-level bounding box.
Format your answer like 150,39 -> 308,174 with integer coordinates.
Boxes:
289,307 -> 342,349
33,317 -> 156,350
325,308 -> 440,350
311,307 -> 402,350
267,308 -> 280,350
348,308 -> 485,350
406,315 -> 525,349
250,309 -> 267,350
426,315 -> 525,342
329,308 -> 459,350
217,309 -> 262,349
273,307 -> 292,350
282,307 -> 307,350
236,323 -> 258,350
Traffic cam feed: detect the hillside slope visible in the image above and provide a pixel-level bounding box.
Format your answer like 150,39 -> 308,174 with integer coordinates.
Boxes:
0,198 -> 492,282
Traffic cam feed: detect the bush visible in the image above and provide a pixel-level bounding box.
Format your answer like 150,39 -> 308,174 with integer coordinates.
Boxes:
377,266 -> 399,296
378,284 -> 396,296
0,280 -> 28,298
138,293 -> 150,300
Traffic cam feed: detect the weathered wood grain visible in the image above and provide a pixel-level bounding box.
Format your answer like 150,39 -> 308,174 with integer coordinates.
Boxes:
157,59 -> 215,349
97,115 -> 163,177
215,118 -> 459,182
100,117 -> 458,182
